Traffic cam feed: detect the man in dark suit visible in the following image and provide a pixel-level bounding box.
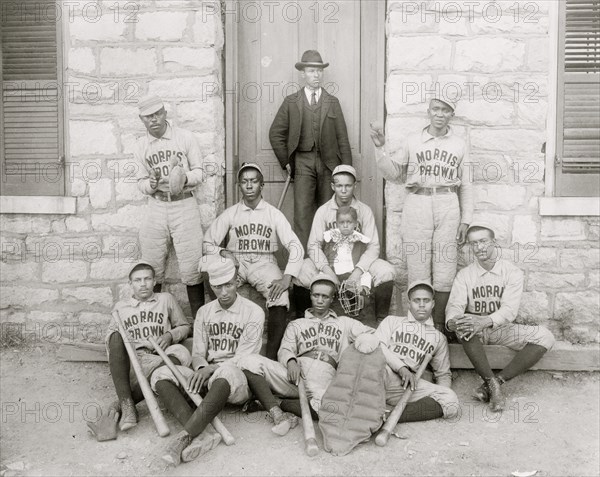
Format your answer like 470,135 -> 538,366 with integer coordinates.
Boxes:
269,50 -> 352,251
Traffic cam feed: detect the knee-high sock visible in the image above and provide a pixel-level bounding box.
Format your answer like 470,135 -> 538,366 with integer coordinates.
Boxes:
184,378 -> 230,438
458,335 -> 494,379
293,285 -> 311,319
399,397 -> 443,423
108,332 -> 133,402
498,343 -> 547,381
186,283 -> 205,320
243,370 -> 279,411
433,291 -> 450,332
155,380 -> 194,426
266,306 -> 287,360
373,281 -> 393,320
280,399 -> 319,420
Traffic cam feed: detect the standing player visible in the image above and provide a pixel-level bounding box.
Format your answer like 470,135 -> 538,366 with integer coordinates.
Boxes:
154,259 -> 264,466
370,95 -> 473,335
202,163 -> 304,359
269,50 -> 352,250
238,273 -> 374,433
376,281 -> 459,423
134,95 -> 206,319
294,165 -> 395,323
446,223 -> 555,412
87,263 -> 191,441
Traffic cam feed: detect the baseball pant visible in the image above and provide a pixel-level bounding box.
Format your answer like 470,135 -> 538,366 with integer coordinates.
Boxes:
295,257 -> 396,288
238,354 -> 335,412
139,196 -> 203,285
151,363 -> 251,404
401,192 -> 460,292
384,367 -> 459,419
237,255 -> 290,309
294,150 -> 334,251
479,323 -> 555,351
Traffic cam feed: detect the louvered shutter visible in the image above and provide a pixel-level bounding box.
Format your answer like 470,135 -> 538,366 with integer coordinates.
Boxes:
556,0 -> 600,196
1,0 -> 65,196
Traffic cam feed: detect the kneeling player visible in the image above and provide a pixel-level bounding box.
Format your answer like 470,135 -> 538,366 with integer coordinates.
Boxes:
154,258 -> 264,466
446,223 -> 555,412
87,263 -> 191,441
238,273 -> 375,435
376,281 -> 459,422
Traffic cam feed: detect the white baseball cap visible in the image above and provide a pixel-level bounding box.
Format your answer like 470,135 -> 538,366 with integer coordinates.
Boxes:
205,258 -> 237,286
332,164 -> 357,180
237,162 -> 263,179
407,280 -> 434,296
310,272 -> 338,290
431,94 -> 457,112
138,95 -> 164,116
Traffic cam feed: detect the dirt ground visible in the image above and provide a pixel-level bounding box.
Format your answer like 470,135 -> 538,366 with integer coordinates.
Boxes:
0,346 -> 598,477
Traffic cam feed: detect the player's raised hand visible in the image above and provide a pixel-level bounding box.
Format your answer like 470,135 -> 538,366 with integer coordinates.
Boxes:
369,121 -> 385,147
397,366 -> 416,391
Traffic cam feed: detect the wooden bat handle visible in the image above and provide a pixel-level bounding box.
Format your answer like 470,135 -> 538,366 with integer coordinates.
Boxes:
111,311 -> 170,437
375,353 -> 433,447
298,379 -> 319,457
277,174 -> 292,210
147,336 -> 235,446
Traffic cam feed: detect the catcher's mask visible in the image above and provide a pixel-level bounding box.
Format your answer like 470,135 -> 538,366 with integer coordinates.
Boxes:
338,280 -> 366,317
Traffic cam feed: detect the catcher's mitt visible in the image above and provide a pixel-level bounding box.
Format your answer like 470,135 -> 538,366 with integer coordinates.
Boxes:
338,280 -> 366,317
168,158 -> 187,195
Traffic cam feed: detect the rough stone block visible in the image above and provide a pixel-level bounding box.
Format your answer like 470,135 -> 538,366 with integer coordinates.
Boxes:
517,291 -> 550,324
118,283 -> 131,301
470,12 -> 548,35
541,218 -> 586,241
163,47 -> 217,73
51,220 -> 67,234
0,237 -> 26,261
79,312 -> 112,326
518,246 -> 557,269
63,286 -> 113,306
70,121 -> 118,156
89,178 -> 113,209
91,205 -> 145,232
456,98 -> 513,126
512,215 -> 538,245
0,286 -> 59,308
148,75 -> 219,100
70,178 -> 87,197
69,14 -> 126,41
455,39 -> 525,73
439,18 -> 469,36
386,74 -> 434,114
42,261 -> 88,284
388,36 -> 452,71
0,262 -> 38,282
194,8 -> 223,48
77,197 -> 91,213
0,309 -> 27,324
471,128 -> 547,154
0,216 -> 52,234
560,249 -> 600,270
101,235 -> 141,264
177,97 -> 224,133
115,180 -> 145,202
27,311 -> 70,323
516,99 -> 548,127
100,48 -> 157,76
165,283 -> 192,317
65,217 -> 89,233
388,10 -> 439,34
68,47 -> 96,74
90,258 -> 133,280
473,185 -> 527,211
555,291 -> 600,343
136,12 -> 188,41
527,272 -> 586,290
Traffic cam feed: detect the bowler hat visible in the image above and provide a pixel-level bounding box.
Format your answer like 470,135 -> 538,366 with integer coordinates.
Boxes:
295,50 -> 329,71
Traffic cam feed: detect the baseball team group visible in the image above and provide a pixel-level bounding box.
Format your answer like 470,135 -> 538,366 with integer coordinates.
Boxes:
87,50 -> 555,465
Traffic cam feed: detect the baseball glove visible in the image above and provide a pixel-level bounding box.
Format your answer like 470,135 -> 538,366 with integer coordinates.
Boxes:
168,158 -> 187,195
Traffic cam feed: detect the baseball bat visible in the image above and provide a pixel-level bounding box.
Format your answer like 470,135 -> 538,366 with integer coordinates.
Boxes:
111,311 -> 170,437
277,173 -> 292,210
374,353 -> 433,447
147,336 -> 235,446
298,379 -> 319,457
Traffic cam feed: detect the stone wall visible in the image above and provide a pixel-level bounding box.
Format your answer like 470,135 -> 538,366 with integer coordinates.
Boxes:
0,0 -> 225,344
384,0 -> 599,344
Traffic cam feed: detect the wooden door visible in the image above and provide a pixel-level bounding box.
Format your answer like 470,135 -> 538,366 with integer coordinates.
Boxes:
225,0 -> 386,237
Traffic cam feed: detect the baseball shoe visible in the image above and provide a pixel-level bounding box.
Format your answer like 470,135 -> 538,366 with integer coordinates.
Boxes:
473,381 -> 490,402
118,398 -> 138,431
242,399 -> 264,413
181,429 -> 221,463
162,430 -> 193,467
269,407 -> 298,436
485,377 -> 505,412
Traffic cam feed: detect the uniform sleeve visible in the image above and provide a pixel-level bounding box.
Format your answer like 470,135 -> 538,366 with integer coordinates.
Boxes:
431,332 -> 452,388
374,318 -> 407,373
374,145 -> 408,183
307,207 -> 329,271
488,267 -> 524,327
360,271 -> 373,289
355,206 -> 380,272
269,100 -> 291,168
166,294 -> 191,343
202,208 -> 232,257
457,140 -> 474,224
180,129 -> 204,188
273,208 -> 304,277
191,309 -> 210,370
227,307 -> 265,366
134,139 -> 156,195
445,269 -> 469,324
278,321 -> 300,366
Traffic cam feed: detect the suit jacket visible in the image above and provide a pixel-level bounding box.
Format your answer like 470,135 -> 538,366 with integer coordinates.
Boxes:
269,89 -> 352,173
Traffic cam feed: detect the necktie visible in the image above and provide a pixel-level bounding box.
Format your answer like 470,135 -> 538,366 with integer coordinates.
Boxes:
311,91 -> 317,107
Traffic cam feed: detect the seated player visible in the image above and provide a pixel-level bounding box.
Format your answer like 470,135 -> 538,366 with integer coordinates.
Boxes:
202,162 -> 303,360
238,273 -> 375,435
446,223 -> 555,412
87,263 -> 191,442
154,258 -> 264,466
375,281 -> 459,422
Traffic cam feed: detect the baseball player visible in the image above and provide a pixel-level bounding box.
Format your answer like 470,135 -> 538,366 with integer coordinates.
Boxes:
238,273 -> 375,434
87,263 -> 191,441
294,165 -> 396,323
155,258 -> 265,466
375,280 -> 459,422
269,49 -> 352,250
134,95 -> 206,319
446,223 -> 555,412
370,95 -> 473,336
201,162 -> 304,360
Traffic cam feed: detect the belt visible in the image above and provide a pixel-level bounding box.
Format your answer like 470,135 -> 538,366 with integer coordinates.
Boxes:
152,191 -> 193,202
299,350 -> 337,370
412,186 -> 457,195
